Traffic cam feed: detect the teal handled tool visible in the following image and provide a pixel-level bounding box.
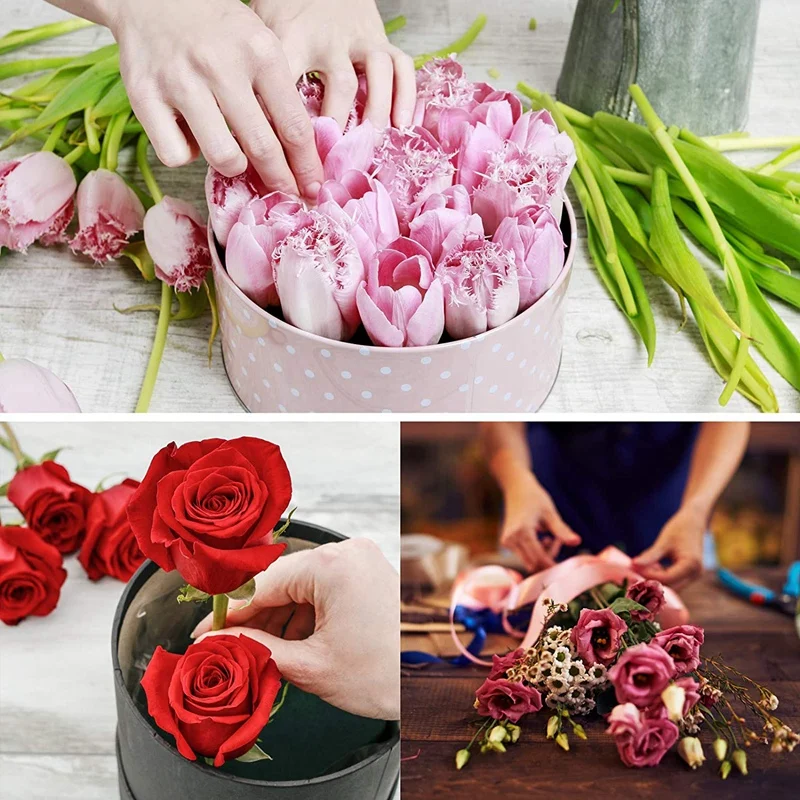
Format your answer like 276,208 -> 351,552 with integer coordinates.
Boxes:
717,562 -> 800,616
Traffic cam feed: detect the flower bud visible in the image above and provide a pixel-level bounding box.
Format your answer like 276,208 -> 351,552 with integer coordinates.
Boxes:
678,737 -> 705,769
573,724 -> 587,741
661,683 -> 687,722
485,739 -> 506,753
506,723 -> 521,743
732,749 -> 748,775
546,716 -> 559,739
455,748 -> 470,770
720,760 -> 732,779
489,725 -> 508,744
713,738 -> 728,761
555,732 -> 569,751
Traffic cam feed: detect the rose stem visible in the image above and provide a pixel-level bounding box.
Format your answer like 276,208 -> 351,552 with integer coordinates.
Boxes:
0,422 -> 26,469
211,594 -> 229,632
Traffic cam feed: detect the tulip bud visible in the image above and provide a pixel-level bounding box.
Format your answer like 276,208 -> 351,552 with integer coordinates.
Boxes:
720,760 -> 732,779
70,169 -> 144,262
0,358 -> 80,412
489,725 -> 508,744
506,723 -> 521,743
0,151 -> 76,252
205,165 -> 266,247
713,738 -> 728,761
546,716 -> 559,739
555,733 -> 569,751
455,749 -> 470,770
144,197 -> 211,293
661,683 -> 687,722
732,749 -> 748,775
678,737 -> 705,769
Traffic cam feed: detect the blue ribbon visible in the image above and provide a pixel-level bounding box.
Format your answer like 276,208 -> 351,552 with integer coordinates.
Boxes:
401,605 -> 532,666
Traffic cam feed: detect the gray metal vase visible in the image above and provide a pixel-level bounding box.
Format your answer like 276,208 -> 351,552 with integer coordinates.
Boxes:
557,0 -> 761,135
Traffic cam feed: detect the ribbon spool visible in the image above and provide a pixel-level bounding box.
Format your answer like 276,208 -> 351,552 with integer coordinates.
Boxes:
401,533 -> 468,599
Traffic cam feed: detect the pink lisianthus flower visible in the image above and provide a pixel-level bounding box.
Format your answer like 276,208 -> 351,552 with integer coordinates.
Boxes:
143,197 -> 211,292
607,703 -> 679,768
488,648 -> 525,680
570,608 -> 628,666
409,185 -> 472,264
313,117 -> 377,182
626,579 -> 666,622
273,210 -> 364,340
651,625 -> 705,674
70,169 -> 145,263
226,193 -> 304,307
608,643 -> 677,708
205,165 -> 266,248
0,358 -> 80,413
372,126 -> 455,232
493,206 -> 565,311
0,152 -> 76,252
475,677 -> 542,723
356,237 -> 444,348
435,215 -> 519,339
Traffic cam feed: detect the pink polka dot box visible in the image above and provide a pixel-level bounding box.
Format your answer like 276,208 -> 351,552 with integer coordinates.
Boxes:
211,198 -> 576,413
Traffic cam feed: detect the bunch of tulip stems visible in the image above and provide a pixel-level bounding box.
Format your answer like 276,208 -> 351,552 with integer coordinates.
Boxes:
0,13 -> 487,411
519,84 -> 800,413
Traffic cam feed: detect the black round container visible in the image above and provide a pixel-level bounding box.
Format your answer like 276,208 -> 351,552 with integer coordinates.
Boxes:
112,520 -> 399,800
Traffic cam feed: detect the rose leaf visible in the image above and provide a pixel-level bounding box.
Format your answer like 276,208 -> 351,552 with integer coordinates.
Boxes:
235,743 -> 273,763
608,597 -> 649,617
176,584 -> 210,604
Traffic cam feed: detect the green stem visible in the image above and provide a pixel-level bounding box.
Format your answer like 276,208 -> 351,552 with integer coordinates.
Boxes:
414,14 -> 487,69
211,594 -> 229,632
137,133 -> 163,202
134,281 -> 173,413
63,144 -> 87,166
702,135 -> 800,152
41,118 -> 68,153
269,682 -> 291,719
0,18 -> 94,56
0,56 -> 74,80
104,110 -> 130,172
755,143 -> 800,176
0,422 -> 25,470
83,106 -> 101,154
384,15 -> 407,35
0,108 -> 39,123
605,166 -> 652,188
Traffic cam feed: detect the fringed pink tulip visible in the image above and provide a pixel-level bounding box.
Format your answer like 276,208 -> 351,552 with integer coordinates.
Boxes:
356,237 -> 444,347
70,169 -> 144,263
143,197 -> 211,292
372,126 -> 454,232
409,186 -> 472,264
0,358 -> 80,413
313,117 -> 376,182
226,193 -> 304,307
494,206 -> 565,310
298,74 -> 366,132
205,165 -> 266,247
273,210 -> 364,340
0,152 -> 76,252
436,215 -> 519,339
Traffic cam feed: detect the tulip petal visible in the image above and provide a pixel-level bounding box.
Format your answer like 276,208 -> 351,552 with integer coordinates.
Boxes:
406,277 -> 445,346
357,283 -> 405,347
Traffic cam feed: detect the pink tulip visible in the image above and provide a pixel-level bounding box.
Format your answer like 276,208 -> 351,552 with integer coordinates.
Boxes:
493,206 -> 565,310
313,117 -> 376,182
143,197 -> 211,292
0,152 -> 76,252
273,210 -> 364,340
356,237 -> 444,347
372,126 -> 455,232
0,358 -> 80,412
436,215 -> 519,339
409,186 -> 472,264
205,165 -> 266,247
298,74 -> 366,132
226,193 -> 304,307
70,169 -> 145,263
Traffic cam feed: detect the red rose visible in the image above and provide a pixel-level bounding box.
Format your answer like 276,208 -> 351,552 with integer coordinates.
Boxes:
7,462 -> 92,554
0,526 -> 67,625
141,634 -> 282,766
79,479 -> 144,582
127,437 -> 291,595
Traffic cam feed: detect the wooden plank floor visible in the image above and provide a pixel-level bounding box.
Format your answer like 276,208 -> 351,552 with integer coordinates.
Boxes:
401,569 -> 800,797
0,421 -> 400,799
0,0 -> 798,412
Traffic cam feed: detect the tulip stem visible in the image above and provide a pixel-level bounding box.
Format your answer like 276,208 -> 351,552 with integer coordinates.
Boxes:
63,144 -> 87,166
104,111 -> 130,172
134,281 -> 173,413
136,133 -> 163,202
41,118 -> 68,153
211,594 -> 229,632
414,13 -> 487,69
0,422 -> 25,470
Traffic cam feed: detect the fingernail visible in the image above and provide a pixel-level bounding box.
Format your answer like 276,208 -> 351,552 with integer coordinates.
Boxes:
304,181 -> 321,200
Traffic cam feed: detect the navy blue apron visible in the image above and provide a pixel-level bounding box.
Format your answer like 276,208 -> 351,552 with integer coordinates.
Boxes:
525,422 -> 700,557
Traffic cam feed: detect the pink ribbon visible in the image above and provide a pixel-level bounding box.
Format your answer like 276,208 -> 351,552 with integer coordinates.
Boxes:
449,547 -> 689,666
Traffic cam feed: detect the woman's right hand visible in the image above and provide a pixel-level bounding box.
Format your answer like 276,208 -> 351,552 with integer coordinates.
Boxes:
500,472 -> 581,572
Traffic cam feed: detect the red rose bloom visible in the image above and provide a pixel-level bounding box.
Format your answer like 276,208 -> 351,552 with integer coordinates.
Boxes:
0,526 -> 67,625
141,634 -> 282,766
7,462 -> 92,554
79,479 -> 144,582
127,437 -> 291,595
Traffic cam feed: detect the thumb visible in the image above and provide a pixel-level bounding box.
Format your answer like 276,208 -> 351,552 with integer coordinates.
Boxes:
545,510 -> 581,547
633,541 -> 667,567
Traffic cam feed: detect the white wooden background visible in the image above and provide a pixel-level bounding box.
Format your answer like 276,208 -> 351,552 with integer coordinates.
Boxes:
0,420 -> 400,799
0,0 -> 797,413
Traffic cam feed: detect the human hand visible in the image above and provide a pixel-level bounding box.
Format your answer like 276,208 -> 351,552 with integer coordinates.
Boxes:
249,0 -> 416,129
192,538 -> 399,720
633,504 -> 705,590
500,472 -> 581,572
106,0 -> 323,198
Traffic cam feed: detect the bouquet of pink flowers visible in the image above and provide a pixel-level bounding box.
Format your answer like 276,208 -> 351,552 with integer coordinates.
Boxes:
456,578 -> 797,778
208,57 -> 575,347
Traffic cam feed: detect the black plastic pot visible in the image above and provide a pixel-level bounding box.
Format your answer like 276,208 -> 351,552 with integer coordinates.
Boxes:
112,520 -> 399,800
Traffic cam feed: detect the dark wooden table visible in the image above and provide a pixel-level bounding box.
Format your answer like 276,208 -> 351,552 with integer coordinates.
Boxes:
401,569 -> 800,798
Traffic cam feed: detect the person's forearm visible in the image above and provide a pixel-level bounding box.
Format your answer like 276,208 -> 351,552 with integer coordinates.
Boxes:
45,0 -> 116,27
480,422 -> 535,493
681,422 -> 750,519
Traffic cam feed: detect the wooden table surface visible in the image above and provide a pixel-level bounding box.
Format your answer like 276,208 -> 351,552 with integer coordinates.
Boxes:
0,421 -> 400,800
0,0 -> 798,413
401,569 -> 800,797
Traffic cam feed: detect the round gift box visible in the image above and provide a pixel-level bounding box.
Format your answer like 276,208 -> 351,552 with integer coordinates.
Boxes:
211,199 -> 577,413
112,520 -> 400,800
